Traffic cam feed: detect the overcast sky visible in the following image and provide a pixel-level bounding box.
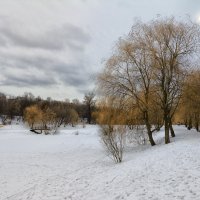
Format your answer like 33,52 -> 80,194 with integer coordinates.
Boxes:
0,0 -> 200,101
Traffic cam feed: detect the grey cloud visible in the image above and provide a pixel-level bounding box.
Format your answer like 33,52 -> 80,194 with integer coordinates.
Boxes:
0,73 -> 56,87
0,52 -> 92,89
0,11 -> 93,98
58,65 -> 91,87
0,19 -> 90,51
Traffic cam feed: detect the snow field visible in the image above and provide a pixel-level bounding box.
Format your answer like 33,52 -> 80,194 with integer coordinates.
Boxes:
0,124 -> 200,200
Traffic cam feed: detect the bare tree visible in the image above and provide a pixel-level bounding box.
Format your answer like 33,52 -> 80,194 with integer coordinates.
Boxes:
84,92 -> 96,124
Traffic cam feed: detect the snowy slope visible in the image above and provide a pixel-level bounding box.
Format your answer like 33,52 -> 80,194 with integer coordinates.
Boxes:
0,124 -> 200,200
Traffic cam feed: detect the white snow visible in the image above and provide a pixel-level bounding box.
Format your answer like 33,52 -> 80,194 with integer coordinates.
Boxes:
0,124 -> 200,200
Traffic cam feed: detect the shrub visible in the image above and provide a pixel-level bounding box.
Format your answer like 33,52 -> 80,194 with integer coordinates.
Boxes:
100,125 -> 125,163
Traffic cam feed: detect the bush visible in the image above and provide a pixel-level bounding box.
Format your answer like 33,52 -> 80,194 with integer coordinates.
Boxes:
100,125 -> 125,163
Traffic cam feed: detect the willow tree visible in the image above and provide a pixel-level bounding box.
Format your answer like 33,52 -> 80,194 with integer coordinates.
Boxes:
98,29 -> 159,146
181,70 -> 200,131
141,18 -> 200,143
98,17 -> 200,145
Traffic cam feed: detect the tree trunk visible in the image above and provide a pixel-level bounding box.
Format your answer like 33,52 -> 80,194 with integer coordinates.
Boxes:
194,114 -> 199,132
147,130 -> 156,146
144,111 -> 156,146
169,119 -> 175,137
188,117 -> 192,130
184,119 -> 188,128
88,105 -> 91,124
195,121 -> 199,132
164,115 -> 170,144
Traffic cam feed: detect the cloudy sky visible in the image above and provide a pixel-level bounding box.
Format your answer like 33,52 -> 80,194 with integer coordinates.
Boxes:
0,0 -> 200,100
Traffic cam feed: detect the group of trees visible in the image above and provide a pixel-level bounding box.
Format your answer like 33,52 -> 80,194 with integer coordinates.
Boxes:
97,17 -> 200,161
0,16 -> 200,162
24,104 -> 79,134
0,92 -> 96,133
175,70 -> 200,131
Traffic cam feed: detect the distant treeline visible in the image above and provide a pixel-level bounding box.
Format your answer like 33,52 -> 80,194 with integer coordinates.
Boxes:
0,92 -> 96,127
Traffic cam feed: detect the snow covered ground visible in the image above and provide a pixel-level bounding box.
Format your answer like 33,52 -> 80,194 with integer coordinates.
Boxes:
0,124 -> 200,200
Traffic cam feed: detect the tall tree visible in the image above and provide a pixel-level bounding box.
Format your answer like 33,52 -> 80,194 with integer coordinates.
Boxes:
98,17 -> 200,144
98,38 -> 159,145
142,18 -> 200,143
84,92 -> 96,124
